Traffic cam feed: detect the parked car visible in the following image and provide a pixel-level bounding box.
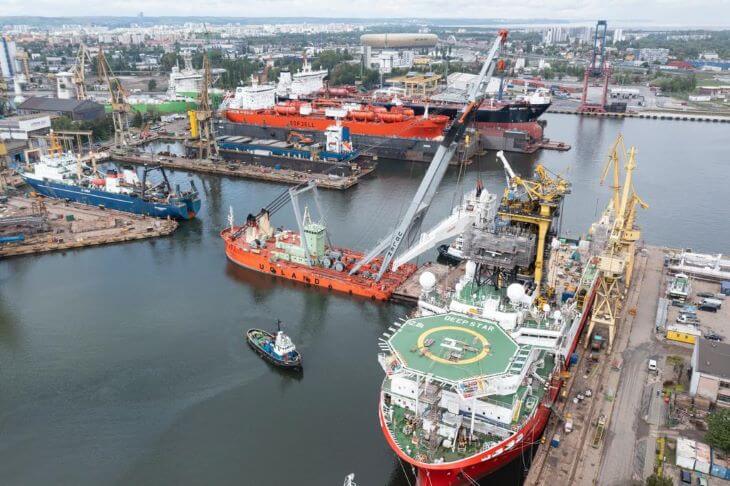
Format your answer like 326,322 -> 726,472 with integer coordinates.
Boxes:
704,332 -> 724,342
648,359 -> 658,373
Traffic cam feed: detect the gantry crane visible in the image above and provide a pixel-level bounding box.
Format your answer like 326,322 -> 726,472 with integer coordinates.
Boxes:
189,53 -> 217,159
496,151 -> 571,290
71,43 -> 93,100
585,136 -> 648,351
579,20 -> 611,113
97,49 -> 132,147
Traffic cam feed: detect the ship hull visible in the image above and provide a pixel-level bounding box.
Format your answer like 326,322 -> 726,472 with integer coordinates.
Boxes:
380,280 -> 599,485
224,109 -> 448,139
221,229 -> 416,301
23,177 -> 200,220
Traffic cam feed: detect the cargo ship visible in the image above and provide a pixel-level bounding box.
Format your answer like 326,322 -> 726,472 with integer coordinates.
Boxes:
219,79 -> 456,162
21,135 -> 200,220
376,151 -> 622,485
221,181 -> 417,300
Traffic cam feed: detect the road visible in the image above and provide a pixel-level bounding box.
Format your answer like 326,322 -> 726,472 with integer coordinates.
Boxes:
598,248 -> 665,485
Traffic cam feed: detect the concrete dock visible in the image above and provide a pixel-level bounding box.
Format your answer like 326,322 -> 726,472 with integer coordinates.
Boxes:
112,153 -> 374,190
0,196 -> 178,258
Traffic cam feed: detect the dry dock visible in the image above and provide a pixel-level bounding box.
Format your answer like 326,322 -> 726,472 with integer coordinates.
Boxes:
112,153 -> 374,190
0,196 -> 177,258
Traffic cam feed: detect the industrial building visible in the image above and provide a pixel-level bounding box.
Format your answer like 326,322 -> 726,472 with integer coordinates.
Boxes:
690,338 -> 730,407
0,114 -> 51,141
17,97 -> 105,122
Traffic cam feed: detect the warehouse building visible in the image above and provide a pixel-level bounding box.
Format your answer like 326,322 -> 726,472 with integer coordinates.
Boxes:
17,97 -> 105,122
690,338 -> 730,407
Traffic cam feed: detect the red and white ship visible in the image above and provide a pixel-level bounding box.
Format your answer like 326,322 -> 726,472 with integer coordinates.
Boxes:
376,154 -> 617,485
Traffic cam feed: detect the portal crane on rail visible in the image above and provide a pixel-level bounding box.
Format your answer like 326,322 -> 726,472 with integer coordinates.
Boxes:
585,136 -> 648,351
97,49 -> 132,147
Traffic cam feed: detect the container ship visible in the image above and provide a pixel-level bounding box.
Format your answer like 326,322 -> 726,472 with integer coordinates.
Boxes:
21,135 -> 201,220
221,181 -> 417,300
376,152 -> 620,485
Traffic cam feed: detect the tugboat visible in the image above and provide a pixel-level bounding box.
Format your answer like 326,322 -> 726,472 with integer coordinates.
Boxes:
246,320 -> 302,370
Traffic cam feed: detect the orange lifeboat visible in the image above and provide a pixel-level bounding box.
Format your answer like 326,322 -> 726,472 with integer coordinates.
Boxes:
350,111 -> 376,121
379,113 -> 405,123
275,105 -> 297,115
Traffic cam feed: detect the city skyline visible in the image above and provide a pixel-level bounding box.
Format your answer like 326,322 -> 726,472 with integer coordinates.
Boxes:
1,0 -> 729,28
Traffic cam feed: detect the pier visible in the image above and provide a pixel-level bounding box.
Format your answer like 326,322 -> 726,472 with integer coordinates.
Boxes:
111,153 -> 374,190
0,196 -> 178,258
547,108 -> 730,123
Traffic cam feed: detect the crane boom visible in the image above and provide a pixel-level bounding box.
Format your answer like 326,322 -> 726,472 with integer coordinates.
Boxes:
97,49 -> 132,147
351,30 -> 508,280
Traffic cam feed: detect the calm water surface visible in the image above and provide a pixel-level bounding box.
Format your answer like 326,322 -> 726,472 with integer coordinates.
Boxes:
0,115 -> 727,485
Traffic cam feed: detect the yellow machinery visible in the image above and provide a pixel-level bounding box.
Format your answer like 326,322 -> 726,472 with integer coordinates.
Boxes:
586,135 -> 648,352
496,151 -> 571,290
71,43 -> 93,100
97,49 -> 132,147
191,53 -> 216,159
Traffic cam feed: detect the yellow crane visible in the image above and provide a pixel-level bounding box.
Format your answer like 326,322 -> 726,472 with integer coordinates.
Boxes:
586,136 -> 648,352
189,52 -> 217,159
97,49 -> 132,147
71,43 -> 93,100
496,150 -> 571,290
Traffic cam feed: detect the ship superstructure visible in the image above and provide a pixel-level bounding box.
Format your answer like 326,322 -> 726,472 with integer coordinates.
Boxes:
21,134 -> 201,220
276,57 -> 328,99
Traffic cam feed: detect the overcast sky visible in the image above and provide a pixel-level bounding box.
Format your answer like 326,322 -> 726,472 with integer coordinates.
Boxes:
2,0 -> 729,27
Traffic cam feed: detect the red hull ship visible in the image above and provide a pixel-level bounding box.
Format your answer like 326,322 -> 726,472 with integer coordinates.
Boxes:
221,184 -> 417,301
225,101 -> 450,140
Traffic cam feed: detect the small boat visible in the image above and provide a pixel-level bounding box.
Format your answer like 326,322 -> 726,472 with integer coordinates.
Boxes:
246,321 -> 302,370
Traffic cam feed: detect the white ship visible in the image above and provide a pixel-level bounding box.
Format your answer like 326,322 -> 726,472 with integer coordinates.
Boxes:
276,57 -> 328,99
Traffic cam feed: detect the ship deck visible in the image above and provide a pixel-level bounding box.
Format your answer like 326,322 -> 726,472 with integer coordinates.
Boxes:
388,313 -> 519,384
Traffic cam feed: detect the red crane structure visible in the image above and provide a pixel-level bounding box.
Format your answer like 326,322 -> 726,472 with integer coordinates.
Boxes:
579,20 -> 611,113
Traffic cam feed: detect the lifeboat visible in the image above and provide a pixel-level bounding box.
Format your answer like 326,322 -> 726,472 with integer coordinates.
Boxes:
275,105 -> 298,115
378,113 -> 405,123
349,111 -> 376,121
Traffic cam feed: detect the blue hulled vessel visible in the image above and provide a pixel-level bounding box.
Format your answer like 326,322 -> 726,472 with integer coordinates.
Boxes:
20,135 -> 200,220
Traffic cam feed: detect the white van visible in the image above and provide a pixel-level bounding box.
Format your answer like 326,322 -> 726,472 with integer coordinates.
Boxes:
648,359 -> 658,373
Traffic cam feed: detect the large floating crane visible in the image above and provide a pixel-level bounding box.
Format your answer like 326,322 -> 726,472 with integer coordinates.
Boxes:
350,30 -> 509,281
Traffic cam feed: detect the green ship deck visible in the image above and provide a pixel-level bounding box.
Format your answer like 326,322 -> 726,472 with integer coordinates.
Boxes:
389,313 -> 519,384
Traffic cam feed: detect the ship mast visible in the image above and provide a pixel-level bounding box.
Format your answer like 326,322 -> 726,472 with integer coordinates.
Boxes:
351,30 -> 509,281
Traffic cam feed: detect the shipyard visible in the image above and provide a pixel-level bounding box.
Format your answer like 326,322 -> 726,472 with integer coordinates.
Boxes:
2,7 -> 730,486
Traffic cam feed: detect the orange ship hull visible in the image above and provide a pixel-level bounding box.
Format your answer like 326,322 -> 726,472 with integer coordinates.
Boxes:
225,109 -> 450,140
221,228 -> 417,301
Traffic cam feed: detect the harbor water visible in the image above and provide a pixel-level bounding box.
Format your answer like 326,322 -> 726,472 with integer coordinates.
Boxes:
1,115 -> 728,485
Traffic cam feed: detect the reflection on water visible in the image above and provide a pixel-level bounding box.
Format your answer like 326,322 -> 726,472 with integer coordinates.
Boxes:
0,115 -> 728,486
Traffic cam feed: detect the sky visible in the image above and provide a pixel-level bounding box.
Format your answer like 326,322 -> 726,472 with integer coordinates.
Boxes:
1,0 -> 729,27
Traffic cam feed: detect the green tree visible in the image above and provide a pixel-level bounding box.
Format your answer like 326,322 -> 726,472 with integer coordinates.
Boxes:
706,409 -> 730,453
132,110 -> 144,128
148,79 -> 157,91
645,473 -> 672,486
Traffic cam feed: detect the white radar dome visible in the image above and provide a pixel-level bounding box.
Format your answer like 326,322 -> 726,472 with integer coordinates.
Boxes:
419,271 -> 437,291
506,283 -> 525,302
543,303 -> 551,313
552,310 -> 562,321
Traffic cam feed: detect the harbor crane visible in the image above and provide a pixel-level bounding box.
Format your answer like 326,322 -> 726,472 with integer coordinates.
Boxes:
351,29 -> 509,281
579,20 -> 611,113
495,151 -> 571,289
71,43 -> 93,100
97,49 -> 132,147
585,136 -> 647,351
189,53 -> 218,159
